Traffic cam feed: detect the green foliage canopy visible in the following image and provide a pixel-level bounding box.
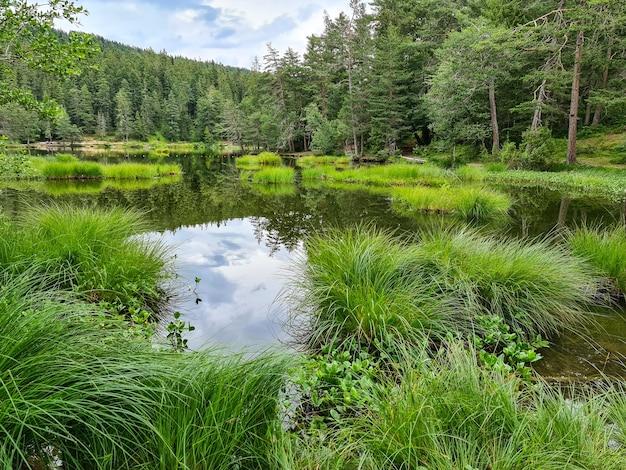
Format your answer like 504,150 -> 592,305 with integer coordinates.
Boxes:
0,0 -> 97,118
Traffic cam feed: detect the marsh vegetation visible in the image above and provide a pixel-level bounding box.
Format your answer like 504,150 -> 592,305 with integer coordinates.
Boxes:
1,151 -> 626,468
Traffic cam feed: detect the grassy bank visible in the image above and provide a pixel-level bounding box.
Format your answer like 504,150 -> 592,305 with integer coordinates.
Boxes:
2,209 -> 626,468
458,165 -> 626,202
0,152 -> 181,180
279,225 -> 626,468
34,158 -> 181,180
0,205 -> 172,322
0,274 -> 287,469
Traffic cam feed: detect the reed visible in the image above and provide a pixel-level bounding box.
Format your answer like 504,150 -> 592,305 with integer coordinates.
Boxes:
391,185 -> 511,221
568,224 -> 626,297
252,167 -> 295,184
0,204 -> 173,320
0,272 -> 287,469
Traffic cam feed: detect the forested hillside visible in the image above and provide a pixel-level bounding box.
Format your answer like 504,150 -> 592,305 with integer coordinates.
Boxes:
2,0 -> 625,160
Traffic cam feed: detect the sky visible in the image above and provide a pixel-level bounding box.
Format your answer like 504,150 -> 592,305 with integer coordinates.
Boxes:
67,0 -> 351,69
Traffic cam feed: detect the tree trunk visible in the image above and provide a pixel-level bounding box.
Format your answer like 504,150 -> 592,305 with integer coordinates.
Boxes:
591,45 -> 612,127
567,29 -> 584,166
557,196 -> 571,227
488,78 -> 500,156
526,80 -> 548,154
584,100 -> 592,126
530,80 -> 547,133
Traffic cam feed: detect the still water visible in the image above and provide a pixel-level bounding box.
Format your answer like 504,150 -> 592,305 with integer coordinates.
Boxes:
2,153 -> 625,378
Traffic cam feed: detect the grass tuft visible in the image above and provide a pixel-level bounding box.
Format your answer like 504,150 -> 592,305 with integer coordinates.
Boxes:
568,224 -> 626,298
0,204 -> 173,321
284,225 -> 603,350
391,185 -> 511,221
252,167 -> 295,184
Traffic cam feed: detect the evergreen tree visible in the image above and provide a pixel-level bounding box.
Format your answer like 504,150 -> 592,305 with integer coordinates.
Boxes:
115,87 -> 133,141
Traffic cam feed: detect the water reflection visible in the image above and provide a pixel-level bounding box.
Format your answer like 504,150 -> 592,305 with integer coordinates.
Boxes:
2,155 -> 626,376
163,219 -> 300,351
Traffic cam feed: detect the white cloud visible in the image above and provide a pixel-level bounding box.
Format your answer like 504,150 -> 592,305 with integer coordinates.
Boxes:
68,0 -> 352,68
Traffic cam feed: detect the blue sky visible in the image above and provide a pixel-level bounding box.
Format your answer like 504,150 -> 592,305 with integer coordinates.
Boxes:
68,1 -> 350,68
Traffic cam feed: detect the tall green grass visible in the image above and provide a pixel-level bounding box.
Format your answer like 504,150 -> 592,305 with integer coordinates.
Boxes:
301,167 -> 324,181
40,161 -> 104,179
236,152 -> 282,169
0,273 -> 287,469
296,155 -> 350,168
391,185 -> 511,220
37,161 -> 181,180
410,227 -> 602,339
284,226 -> 602,349
102,162 -> 181,179
283,226 -> 458,351
252,167 -> 295,184
0,204 -> 173,320
257,151 -> 283,165
321,163 -> 451,186
357,342 -> 625,469
481,166 -> 626,201
568,225 -> 626,297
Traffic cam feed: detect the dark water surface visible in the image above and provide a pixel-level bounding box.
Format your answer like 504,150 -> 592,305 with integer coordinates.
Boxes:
2,154 -> 625,377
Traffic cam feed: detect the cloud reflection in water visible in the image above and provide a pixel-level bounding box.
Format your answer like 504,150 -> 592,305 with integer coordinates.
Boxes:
161,218 -> 301,351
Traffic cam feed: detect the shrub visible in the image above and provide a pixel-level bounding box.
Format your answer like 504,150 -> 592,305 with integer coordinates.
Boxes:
519,127 -> 557,170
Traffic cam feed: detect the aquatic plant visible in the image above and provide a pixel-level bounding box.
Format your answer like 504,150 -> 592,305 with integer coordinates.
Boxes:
0,204 -> 173,321
283,226 -> 456,351
252,167 -> 295,184
102,162 -> 181,179
390,185 -> 511,221
296,155 -> 350,169
40,161 -> 104,179
359,342 -> 624,469
454,164 -> 487,181
481,167 -> 626,202
236,152 -> 282,169
36,161 -> 181,180
301,167 -> 323,181
257,151 -> 282,165
321,163 -> 451,187
568,224 -> 626,298
412,227 -> 602,339
284,225 -> 602,351
0,272 -> 287,469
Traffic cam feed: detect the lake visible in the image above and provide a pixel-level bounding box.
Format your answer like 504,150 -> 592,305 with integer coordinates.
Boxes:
2,152 -> 625,378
